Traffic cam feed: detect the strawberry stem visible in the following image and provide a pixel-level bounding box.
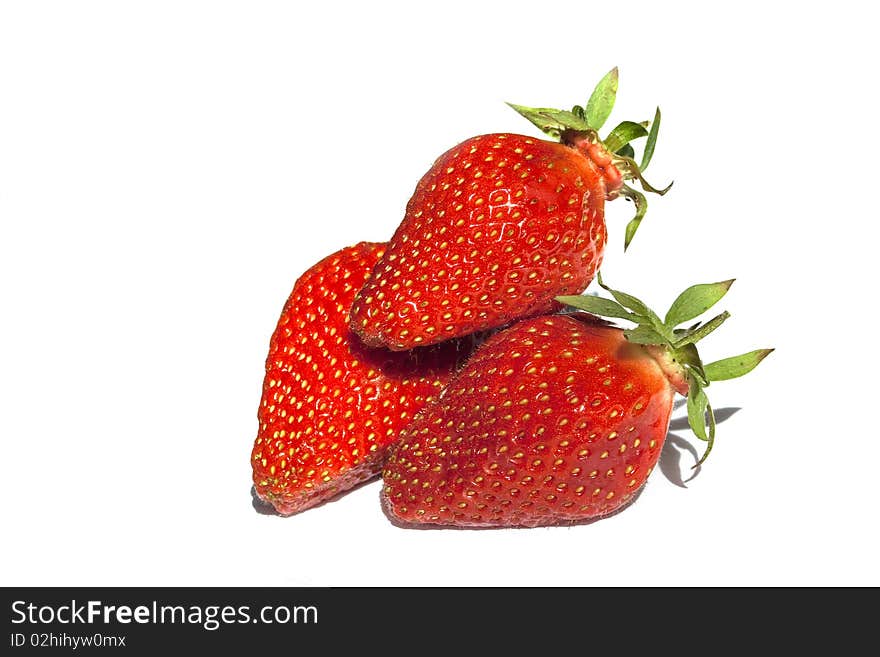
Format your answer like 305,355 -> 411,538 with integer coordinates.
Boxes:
506,68 -> 671,250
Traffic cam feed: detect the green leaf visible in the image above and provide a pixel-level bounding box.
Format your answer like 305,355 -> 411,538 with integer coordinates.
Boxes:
596,271 -> 668,338
620,185 -> 647,251
584,67 -> 619,130
704,348 -> 774,382
603,120 -> 649,154
615,153 -> 674,196
695,400 -> 717,467
555,294 -> 637,321
687,376 -> 710,442
505,104 -> 594,140
541,108 -> 594,132
596,271 -> 650,316
665,280 -> 735,328
686,372 -> 720,467
505,104 -> 563,140
616,144 -> 635,159
623,325 -> 669,345
640,107 -> 661,171
572,105 -> 586,120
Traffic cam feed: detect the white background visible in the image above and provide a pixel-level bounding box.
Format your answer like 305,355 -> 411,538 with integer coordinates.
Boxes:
2,1 -> 877,586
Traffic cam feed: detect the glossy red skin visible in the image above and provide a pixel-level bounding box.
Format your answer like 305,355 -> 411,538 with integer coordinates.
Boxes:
350,133 -> 622,351
251,242 -> 474,516
382,313 -> 674,528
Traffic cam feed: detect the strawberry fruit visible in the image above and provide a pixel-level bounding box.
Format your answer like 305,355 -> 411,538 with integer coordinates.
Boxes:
251,242 -> 474,516
350,67 -> 670,351
382,276 -> 771,528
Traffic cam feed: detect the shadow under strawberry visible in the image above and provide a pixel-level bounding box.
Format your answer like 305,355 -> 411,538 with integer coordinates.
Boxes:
659,404 -> 742,488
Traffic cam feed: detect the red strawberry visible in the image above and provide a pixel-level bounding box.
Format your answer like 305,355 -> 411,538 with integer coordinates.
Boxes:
382,277 -> 771,527
251,241 -> 475,516
350,68 -> 669,351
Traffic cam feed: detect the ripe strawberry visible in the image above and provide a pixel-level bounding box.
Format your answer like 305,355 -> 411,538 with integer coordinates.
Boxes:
350,68 -> 670,351
382,276 -> 771,528
251,241 -> 475,516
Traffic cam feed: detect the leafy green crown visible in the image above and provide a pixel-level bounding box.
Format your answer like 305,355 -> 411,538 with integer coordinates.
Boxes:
507,67 -> 671,251
558,275 -> 773,466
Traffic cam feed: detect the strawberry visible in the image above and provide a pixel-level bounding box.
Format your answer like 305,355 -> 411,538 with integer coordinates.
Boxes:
251,242 -> 475,516
350,68 -> 670,351
382,276 -> 771,528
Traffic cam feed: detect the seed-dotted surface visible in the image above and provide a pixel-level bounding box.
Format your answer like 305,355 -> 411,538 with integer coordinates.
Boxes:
350,134 -> 609,350
251,242 -> 473,516
382,313 -> 675,528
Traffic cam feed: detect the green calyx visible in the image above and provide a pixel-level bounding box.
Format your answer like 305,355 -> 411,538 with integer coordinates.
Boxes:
506,67 -> 672,251
557,274 -> 773,466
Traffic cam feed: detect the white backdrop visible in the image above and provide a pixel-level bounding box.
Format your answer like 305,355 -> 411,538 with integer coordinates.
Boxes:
2,1 -> 877,586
